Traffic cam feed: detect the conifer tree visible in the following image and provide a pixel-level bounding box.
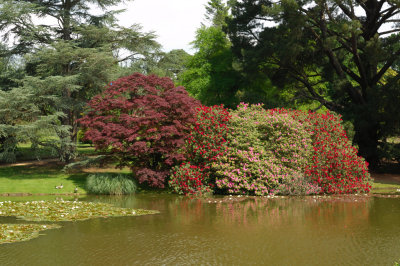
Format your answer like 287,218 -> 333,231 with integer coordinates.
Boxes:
0,0 -> 160,161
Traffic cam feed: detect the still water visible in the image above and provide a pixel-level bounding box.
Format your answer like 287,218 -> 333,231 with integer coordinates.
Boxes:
0,194 -> 399,265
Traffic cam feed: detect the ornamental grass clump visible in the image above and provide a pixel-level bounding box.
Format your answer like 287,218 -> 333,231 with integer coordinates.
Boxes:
79,73 -> 200,188
86,173 -> 137,195
212,103 -> 314,195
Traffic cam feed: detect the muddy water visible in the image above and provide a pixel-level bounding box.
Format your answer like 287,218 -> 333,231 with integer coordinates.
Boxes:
0,194 -> 399,265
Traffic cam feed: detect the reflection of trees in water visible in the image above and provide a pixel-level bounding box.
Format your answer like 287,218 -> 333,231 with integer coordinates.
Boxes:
82,194 -> 376,231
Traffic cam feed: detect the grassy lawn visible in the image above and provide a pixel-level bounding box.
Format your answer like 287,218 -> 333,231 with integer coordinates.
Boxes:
371,180 -> 400,194
0,162 -> 131,195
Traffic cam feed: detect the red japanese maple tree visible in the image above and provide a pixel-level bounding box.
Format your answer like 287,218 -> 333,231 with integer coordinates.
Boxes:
79,73 -> 200,188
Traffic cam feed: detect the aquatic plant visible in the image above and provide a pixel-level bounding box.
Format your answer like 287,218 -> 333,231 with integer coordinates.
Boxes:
86,173 -> 137,195
0,200 -> 158,222
0,224 -> 61,244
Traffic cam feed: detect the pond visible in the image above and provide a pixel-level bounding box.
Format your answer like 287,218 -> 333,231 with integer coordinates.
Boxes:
0,194 -> 399,265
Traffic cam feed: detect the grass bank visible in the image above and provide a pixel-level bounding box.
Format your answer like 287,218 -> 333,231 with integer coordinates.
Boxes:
0,162 -> 131,195
0,161 -> 399,195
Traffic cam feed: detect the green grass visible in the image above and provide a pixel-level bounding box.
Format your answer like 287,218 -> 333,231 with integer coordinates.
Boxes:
371,181 -> 400,194
0,162 -> 131,195
0,164 -> 87,194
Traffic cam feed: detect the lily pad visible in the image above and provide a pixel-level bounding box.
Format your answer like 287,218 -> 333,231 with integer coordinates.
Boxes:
0,224 -> 61,244
0,200 -> 159,222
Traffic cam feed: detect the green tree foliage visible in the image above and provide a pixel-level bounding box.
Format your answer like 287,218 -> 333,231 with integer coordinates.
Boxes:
227,0 -> 400,165
180,25 -> 240,108
205,0 -> 230,28
0,0 -> 160,161
129,49 -> 191,81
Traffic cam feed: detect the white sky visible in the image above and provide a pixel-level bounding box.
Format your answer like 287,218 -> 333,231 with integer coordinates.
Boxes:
115,0 -> 210,53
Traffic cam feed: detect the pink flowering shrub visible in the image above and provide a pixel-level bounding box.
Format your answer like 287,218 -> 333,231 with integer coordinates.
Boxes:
274,174 -> 321,196
212,103 -> 315,195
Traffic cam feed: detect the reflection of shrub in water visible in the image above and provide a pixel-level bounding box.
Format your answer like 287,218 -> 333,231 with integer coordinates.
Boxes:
212,196 -> 372,230
274,175 -> 321,196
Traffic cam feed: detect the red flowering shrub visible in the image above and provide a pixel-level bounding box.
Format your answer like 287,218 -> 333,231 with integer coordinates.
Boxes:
269,108 -> 372,194
79,73 -> 200,188
169,105 -> 230,195
169,162 -> 212,195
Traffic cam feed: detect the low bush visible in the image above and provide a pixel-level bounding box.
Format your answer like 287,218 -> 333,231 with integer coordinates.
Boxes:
86,173 -> 137,195
171,103 -> 371,196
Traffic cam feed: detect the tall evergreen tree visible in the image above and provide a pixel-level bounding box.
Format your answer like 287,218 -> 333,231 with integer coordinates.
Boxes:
0,0 -> 160,161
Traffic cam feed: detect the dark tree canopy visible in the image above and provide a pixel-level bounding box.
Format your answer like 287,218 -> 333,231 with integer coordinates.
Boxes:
227,0 -> 400,165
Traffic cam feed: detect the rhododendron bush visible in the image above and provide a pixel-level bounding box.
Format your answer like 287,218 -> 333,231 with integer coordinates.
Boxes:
79,73 -> 200,188
171,103 -> 371,196
169,105 -> 230,195
301,111 -> 371,193
212,104 -> 316,196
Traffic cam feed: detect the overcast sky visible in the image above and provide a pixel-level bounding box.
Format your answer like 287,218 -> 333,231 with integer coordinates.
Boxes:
115,0 -> 210,53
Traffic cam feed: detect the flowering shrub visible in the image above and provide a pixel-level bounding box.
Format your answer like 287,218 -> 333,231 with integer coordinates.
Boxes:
165,99 -> 370,196
169,105 -> 230,195
304,112 -> 371,193
169,162 -> 212,195
213,103 -> 313,195
79,73 -> 200,188
269,108 -> 372,194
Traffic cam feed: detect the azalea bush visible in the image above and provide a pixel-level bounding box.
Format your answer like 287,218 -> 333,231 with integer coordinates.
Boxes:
212,103 -> 314,195
79,73 -> 200,188
169,105 -> 230,195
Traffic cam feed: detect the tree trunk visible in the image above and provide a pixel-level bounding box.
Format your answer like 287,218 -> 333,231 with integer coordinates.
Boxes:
352,110 -> 380,168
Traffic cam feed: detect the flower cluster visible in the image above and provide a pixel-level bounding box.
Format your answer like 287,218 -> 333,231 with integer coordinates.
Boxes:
169,162 -> 212,195
303,111 -> 371,193
169,105 -> 230,195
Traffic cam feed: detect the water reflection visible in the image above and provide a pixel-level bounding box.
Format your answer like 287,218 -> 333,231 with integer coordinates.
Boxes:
1,194 -> 400,266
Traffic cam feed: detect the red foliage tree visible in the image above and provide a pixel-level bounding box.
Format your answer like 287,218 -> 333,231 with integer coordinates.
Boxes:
79,73 -> 200,188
